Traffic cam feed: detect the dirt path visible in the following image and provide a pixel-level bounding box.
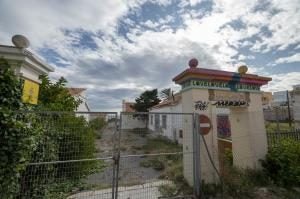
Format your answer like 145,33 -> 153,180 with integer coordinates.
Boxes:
86,124 -> 162,188
69,180 -> 172,199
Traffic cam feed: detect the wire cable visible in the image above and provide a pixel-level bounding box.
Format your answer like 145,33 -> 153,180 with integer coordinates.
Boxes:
200,134 -> 224,198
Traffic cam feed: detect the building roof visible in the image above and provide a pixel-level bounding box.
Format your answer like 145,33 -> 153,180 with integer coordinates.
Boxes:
150,93 -> 181,109
0,45 -> 55,73
122,100 -> 135,112
68,88 -> 86,96
173,67 -> 271,86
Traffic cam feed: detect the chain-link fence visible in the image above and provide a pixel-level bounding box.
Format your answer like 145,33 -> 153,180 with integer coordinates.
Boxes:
2,111 -> 200,199
7,109 -> 298,198
117,112 -> 197,199
1,111 -> 118,199
198,109 -> 300,198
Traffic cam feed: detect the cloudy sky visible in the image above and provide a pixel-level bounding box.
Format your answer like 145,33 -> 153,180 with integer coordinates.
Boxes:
0,0 -> 299,111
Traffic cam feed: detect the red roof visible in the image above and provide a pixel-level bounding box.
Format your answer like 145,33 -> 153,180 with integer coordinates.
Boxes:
173,67 -> 272,86
151,94 -> 181,109
122,101 -> 135,112
68,88 -> 86,96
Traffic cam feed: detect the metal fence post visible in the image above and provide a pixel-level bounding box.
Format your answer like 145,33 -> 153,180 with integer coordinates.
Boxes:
111,112 -> 121,199
114,112 -> 122,199
193,113 -> 201,198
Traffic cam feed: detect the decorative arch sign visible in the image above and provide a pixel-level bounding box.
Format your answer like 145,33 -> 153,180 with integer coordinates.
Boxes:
209,90 -> 250,107
199,114 -> 212,135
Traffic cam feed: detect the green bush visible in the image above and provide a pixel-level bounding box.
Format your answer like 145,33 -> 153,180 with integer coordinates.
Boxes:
0,60 -> 99,198
20,110 -> 98,198
158,155 -> 193,197
89,117 -> 106,130
140,158 -> 165,170
89,117 -> 106,139
141,136 -> 181,153
0,59 -> 43,198
221,167 -> 268,198
261,138 -> 300,186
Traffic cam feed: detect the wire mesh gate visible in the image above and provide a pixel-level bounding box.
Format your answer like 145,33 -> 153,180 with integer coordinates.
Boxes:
11,111 -> 118,199
115,112 -> 199,199
8,111 -> 200,199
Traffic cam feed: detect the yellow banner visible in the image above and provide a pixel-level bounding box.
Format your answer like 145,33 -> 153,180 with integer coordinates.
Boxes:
22,79 -> 39,104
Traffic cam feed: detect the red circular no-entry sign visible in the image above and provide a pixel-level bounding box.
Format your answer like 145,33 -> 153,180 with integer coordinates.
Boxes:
199,115 -> 212,135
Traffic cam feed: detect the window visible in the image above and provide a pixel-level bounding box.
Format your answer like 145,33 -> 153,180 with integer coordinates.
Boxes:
162,115 -> 167,129
217,115 -> 231,139
179,130 -> 183,138
150,115 -> 153,125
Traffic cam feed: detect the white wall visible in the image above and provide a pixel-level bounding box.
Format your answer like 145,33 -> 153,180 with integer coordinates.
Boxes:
121,114 -> 147,129
149,104 -> 183,143
293,92 -> 300,129
75,94 -> 90,121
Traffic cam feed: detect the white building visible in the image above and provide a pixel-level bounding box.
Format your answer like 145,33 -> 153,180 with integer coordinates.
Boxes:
68,88 -> 90,121
121,100 -> 147,130
0,36 -> 54,84
272,91 -> 292,106
0,35 -> 54,104
148,94 -> 184,144
293,85 -> 300,130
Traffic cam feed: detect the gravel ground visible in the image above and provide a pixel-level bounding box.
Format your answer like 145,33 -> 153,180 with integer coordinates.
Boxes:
84,123 -> 165,196
68,180 -> 172,199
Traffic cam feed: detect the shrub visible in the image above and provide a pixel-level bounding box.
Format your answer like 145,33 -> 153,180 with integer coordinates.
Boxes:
89,117 -> 106,131
19,76 -> 99,198
159,155 -> 193,197
261,138 -> 300,186
221,167 -> 268,198
140,158 -> 165,170
20,113 -> 99,198
0,59 -> 42,198
141,136 -> 181,153
158,184 -> 178,197
89,117 -> 106,139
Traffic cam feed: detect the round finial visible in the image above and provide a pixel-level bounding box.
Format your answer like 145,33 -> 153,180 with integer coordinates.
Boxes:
238,65 -> 248,74
12,35 -> 30,48
189,58 -> 198,68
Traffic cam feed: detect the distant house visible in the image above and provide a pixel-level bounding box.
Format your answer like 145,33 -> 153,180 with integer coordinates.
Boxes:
148,93 -> 184,144
122,100 -> 135,112
121,99 -> 146,130
261,92 -> 272,109
293,85 -> 300,130
68,88 -> 90,121
263,90 -> 294,122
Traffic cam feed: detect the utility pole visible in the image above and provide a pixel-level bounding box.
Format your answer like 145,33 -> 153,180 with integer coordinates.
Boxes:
287,90 -> 292,127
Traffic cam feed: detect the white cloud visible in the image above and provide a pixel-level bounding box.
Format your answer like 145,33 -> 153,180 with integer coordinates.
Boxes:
144,20 -> 160,29
1,0 -> 300,110
179,0 -> 204,8
238,54 -> 255,61
248,0 -> 300,52
0,0 -> 129,48
274,53 -> 300,64
264,72 -> 300,92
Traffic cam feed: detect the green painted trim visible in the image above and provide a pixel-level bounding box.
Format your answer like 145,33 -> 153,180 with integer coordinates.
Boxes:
180,86 -> 263,93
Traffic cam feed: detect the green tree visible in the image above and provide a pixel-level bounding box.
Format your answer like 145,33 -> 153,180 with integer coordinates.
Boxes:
0,58 -> 42,198
37,75 -> 81,111
19,75 -> 98,198
131,89 -> 161,112
261,138 -> 300,186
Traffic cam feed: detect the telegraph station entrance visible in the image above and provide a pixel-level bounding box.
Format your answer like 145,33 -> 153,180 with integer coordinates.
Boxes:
173,59 -> 272,184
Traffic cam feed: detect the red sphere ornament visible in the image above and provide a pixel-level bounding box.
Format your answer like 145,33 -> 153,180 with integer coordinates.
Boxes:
189,58 -> 198,68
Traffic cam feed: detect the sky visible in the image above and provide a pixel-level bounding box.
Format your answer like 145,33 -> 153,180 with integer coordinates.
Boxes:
0,0 -> 299,112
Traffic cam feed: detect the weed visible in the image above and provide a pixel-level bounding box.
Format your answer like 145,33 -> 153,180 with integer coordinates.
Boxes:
140,158 -> 165,170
